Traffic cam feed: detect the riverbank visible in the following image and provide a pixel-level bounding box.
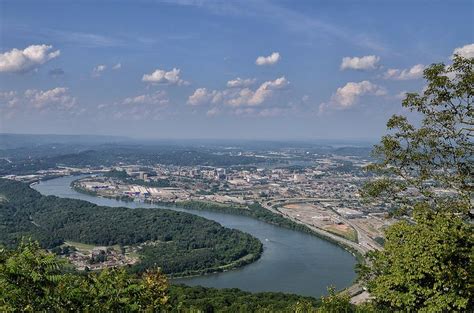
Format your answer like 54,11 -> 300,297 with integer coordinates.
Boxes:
171,200 -> 365,263
70,175 -> 368,298
5,177 -> 263,280
36,175 -> 357,297
71,176 -> 366,263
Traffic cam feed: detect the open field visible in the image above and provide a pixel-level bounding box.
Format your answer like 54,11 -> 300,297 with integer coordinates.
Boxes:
350,214 -> 395,240
63,241 -> 96,252
64,241 -> 121,253
279,203 -> 358,242
283,203 -> 307,210
323,224 -> 358,242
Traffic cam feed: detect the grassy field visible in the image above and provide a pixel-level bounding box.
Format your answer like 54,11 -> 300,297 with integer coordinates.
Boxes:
63,241 -> 122,253
323,225 -> 358,242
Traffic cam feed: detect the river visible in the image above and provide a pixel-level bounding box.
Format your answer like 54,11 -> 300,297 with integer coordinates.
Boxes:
32,175 -> 357,298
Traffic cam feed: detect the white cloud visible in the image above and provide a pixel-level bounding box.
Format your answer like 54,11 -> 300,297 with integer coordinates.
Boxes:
226,77 -> 256,88
0,88 -> 79,119
245,76 -> 289,106
340,55 -> 380,71
92,64 -> 107,76
112,63 -> 122,70
0,91 -> 19,108
142,68 -> 189,85
123,91 -> 169,106
255,52 -> 281,66
206,107 -> 220,117
225,76 -> 289,107
384,64 -> 425,80
395,91 -> 408,100
99,91 -> 171,121
188,76 -> 289,110
452,43 -> 474,59
188,88 -> 213,106
225,88 -> 253,107
320,80 -> 386,112
24,87 -> 76,110
92,63 -> 121,76
0,44 -> 60,73
187,88 -> 230,106
232,107 -> 287,117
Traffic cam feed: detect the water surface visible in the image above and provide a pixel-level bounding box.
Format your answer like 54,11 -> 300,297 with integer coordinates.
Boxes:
33,175 -> 357,297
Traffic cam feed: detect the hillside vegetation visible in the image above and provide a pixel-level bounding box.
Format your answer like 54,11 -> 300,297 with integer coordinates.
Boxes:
0,179 -> 262,276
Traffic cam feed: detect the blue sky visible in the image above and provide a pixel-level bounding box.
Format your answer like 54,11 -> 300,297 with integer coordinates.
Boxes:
0,0 -> 473,140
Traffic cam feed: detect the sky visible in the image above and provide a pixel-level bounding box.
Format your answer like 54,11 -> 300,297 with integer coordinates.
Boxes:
0,0 -> 473,140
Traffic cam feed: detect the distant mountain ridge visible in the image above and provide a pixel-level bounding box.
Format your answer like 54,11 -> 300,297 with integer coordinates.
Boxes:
0,133 -> 130,149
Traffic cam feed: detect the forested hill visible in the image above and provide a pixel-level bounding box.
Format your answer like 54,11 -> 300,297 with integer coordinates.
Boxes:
0,179 -> 262,276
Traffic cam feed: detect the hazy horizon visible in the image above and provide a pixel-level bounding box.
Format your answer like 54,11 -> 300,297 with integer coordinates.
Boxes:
0,131 -> 380,142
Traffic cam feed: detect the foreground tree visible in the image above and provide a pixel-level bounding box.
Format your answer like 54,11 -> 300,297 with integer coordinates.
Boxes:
315,287 -> 353,313
360,55 -> 473,311
363,55 -> 472,215
360,205 -> 472,311
0,239 -> 170,312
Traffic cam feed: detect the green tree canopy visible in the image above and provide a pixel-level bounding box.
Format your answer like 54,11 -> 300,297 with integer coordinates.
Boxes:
360,55 -> 473,312
364,55 -> 473,215
0,239 -> 170,312
359,205 -> 473,311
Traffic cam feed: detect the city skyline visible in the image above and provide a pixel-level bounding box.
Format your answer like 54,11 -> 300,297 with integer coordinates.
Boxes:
1,0 -> 473,140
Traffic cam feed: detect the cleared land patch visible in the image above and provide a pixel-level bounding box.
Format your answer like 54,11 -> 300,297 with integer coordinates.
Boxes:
279,203 -> 358,243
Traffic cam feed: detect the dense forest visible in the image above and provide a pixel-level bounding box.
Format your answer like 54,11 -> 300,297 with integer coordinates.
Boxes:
0,179 -> 262,276
168,285 -> 321,312
1,241 -> 332,312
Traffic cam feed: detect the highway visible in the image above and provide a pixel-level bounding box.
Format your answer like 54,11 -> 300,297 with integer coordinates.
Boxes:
261,198 -> 383,303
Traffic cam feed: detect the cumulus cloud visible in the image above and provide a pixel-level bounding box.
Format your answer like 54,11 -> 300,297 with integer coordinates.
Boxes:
123,91 -> 169,106
0,91 -> 20,119
320,80 -> 386,112
384,64 -> 425,80
0,87 -> 79,119
107,92 -> 169,120
188,88 -> 211,106
340,55 -> 380,71
234,76 -> 289,106
142,68 -> 189,85
92,63 -> 121,76
24,87 -> 76,110
333,81 -> 386,107
112,63 -> 122,70
188,76 -> 289,108
0,44 -> 60,73
0,91 -> 19,108
452,43 -> 474,59
226,77 -> 256,88
255,52 -> 281,66
187,88 -> 225,106
92,64 -> 107,76
97,91 -> 172,121
206,107 -> 220,117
